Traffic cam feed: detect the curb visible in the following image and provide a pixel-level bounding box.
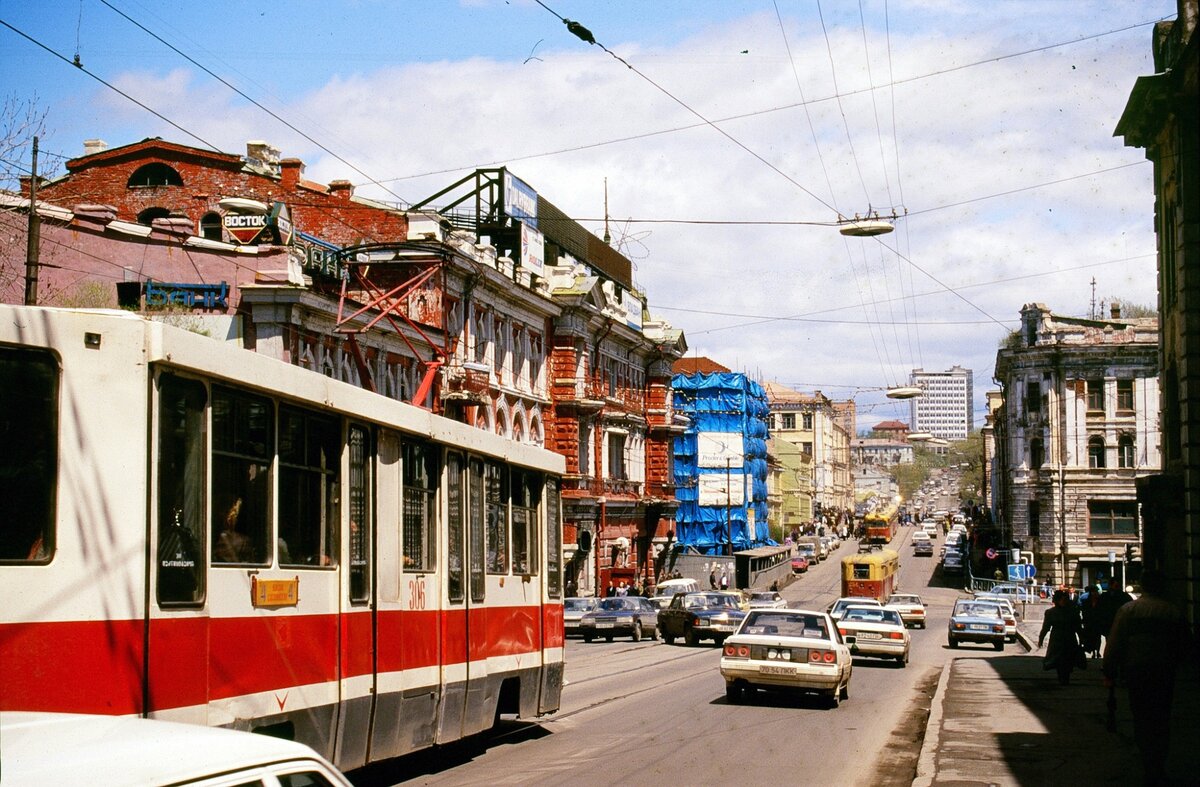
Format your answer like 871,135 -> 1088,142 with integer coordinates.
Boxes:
912,660 -> 951,787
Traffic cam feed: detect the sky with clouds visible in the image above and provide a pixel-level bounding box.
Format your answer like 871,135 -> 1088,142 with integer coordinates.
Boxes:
0,0 -> 1176,430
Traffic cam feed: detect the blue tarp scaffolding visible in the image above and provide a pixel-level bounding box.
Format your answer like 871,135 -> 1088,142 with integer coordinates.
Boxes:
672,372 -> 773,553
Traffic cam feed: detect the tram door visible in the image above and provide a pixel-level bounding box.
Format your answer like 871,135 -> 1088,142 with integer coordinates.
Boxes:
335,425 -> 375,770
437,452 -> 471,740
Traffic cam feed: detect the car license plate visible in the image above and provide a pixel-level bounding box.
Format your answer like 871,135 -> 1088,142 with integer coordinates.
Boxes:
856,632 -> 881,639
759,665 -> 797,676
596,622 -> 614,628
969,624 -> 988,631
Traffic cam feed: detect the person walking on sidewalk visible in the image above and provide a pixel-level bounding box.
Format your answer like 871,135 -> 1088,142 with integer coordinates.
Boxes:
1102,569 -> 1191,786
1038,589 -> 1084,685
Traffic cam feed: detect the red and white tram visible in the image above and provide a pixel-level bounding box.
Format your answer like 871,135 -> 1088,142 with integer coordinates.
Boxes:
0,305 -> 565,771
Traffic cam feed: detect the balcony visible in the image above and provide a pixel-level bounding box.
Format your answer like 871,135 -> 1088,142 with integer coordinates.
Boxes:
604,478 -> 644,497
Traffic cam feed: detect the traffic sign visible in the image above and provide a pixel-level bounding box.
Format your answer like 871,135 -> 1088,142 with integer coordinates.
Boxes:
985,548 -> 998,560
1007,563 -> 1036,582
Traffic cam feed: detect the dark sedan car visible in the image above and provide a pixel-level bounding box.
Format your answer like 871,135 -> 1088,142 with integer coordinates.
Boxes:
657,592 -> 747,647
579,596 -> 659,642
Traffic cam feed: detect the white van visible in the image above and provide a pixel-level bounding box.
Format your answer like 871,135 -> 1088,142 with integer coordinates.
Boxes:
651,577 -> 700,608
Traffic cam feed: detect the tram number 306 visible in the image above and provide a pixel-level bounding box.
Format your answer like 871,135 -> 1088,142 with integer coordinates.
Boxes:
408,577 -> 427,610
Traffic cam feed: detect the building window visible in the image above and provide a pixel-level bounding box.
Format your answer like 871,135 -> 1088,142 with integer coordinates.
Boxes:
1025,380 -> 1041,414
782,413 -> 795,430
1118,435 -> 1135,469
127,162 -> 183,188
802,442 -> 813,455
1029,438 -> 1044,470
1086,379 -> 1105,412
802,412 -> 813,429
1088,500 -> 1137,536
608,432 -> 627,480
199,211 -> 222,241
137,207 -> 172,226
1087,436 -> 1106,469
1116,379 -> 1134,412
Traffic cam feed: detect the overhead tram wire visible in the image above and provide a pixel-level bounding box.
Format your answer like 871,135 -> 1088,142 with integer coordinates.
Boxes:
0,19 -> 222,153
97,0 -> 413,207
369,17 -> 1167,188
882,0 -> 923,371
774,0 -> 892,395
0,21 -> 407,251
534,0 -> 1012,340
672,252 -> 1149,336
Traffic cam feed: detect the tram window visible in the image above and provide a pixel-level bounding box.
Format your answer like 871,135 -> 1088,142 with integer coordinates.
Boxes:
278,406 -> 339,568
853,563 -> 871,580
156,374 -> 207,604
485,461 -> 508,574
510,468 -> 541,575
211,386 -> 272,565
468,457 -> 485,602
402,440 -> 437,572
545,478 -> 562,598
348,425 -> 370,602
0,347 -> 58,563
446,452 -> 465,602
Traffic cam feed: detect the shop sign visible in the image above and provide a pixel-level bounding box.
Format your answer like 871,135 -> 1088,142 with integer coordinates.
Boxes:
223,212 -> 267,244
520,222 -> 545,277
504,171 -> 538,229
269,201 -> 294,246
144,280 -> 229,309
698,432 -> 744,468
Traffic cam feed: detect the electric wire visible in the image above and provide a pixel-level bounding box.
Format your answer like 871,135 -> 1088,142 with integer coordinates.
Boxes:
96,0 -> 414,207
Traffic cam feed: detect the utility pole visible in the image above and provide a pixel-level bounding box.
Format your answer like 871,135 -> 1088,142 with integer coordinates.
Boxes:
24,136 -> 40,306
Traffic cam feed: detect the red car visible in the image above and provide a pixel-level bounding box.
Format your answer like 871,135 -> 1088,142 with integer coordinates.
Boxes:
791,554 -> 810,574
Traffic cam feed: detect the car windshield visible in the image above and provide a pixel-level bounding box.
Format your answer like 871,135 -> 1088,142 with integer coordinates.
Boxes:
684,593 -> 738,610
843,608 -> 903,626
955,602 -> 1001,618
565,598 -> 596,611
750,593 -> 779,602
741,612 -> 830,639
599,598 -> 640,611
889,595 -> 921,605
833,598 -> 879,614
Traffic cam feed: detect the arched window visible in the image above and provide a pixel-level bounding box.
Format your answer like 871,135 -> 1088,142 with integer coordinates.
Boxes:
127,163 -> 183,188
137,207 -> 171,226
1088,436 -> 1106,469
1118,435 -> 1135,469
1029,438 -> 1044,470
199,212 -> 222,241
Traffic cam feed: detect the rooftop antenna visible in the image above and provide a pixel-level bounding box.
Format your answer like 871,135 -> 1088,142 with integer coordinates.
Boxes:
1090,277 -> 1097,319
603,177 -> 611,245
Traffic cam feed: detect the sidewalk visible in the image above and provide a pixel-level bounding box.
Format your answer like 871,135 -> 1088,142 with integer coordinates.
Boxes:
914,607 -> 1200,786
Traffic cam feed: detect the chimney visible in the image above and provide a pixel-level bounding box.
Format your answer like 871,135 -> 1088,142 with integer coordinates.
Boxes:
246,140 -> 281,177
83,139 -> 108,156
1110,303 -> 1122,320
280,158 -> 304,190
329,180 -> 353,200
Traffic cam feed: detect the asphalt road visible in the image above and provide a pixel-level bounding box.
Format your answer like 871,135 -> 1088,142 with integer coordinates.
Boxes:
353,525 -> 1011,787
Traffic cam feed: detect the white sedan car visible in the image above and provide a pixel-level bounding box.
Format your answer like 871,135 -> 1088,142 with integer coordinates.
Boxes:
720,609 -> 854,708
837,605 -> 911,666
886,593 -> 928,629
747,591 -> 788,609
0,712 -> 352,786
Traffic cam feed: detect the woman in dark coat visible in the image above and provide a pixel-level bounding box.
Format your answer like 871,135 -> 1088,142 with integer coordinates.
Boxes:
1039,589 -> 1084,685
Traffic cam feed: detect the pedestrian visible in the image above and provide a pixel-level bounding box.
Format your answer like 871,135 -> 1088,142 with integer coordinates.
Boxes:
1038,589 -> 1084,685
616,581 -> 628,596
1096,583 -> 1133,649
709,567 -> 718,590
719,569 -> 729,590
1080,585 -> 1104,658
605,580 -> 615,598
1103,569 -> 1192,786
